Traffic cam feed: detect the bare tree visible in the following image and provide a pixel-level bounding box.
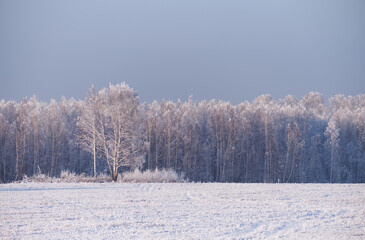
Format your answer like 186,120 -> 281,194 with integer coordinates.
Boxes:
78,83 -> 145,181
77,85 -> 98,177
0,112 -> 9,182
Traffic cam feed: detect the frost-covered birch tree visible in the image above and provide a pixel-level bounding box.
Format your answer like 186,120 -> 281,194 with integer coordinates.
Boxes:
77,85 -> 99,177
81,83 -> 145,181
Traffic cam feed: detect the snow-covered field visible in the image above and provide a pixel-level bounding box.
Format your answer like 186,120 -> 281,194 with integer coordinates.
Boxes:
0,183 -> 364,239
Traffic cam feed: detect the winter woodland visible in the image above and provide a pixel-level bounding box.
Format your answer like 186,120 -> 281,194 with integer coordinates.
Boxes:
0,83 -> 364,183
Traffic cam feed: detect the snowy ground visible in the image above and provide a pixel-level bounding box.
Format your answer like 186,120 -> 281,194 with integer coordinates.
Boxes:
0,183 -> 364,239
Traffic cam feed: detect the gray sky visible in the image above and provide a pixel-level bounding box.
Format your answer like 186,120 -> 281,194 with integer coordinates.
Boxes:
1,0 -> 364,104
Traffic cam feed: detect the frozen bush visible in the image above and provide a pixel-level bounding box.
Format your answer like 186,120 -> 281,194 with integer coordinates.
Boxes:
20,170 -> 112,183
19,169 -> 185,183
122,168 -> 185,183
21,173 -> 52,183
60,170 -> 77,182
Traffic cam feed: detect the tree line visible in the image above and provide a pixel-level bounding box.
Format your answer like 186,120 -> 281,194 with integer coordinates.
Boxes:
0,83 -> 364,183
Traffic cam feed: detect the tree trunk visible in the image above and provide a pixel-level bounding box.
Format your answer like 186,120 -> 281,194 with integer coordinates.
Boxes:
93,117 -> 96,177
15,132 -> 20,181
112,170 -> 118,181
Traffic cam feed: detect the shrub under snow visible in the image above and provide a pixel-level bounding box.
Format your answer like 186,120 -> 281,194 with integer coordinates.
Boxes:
121,168 -> 184,183
21,173 -> 50,183
21,170 -> 112,183
19,169 -> 185,183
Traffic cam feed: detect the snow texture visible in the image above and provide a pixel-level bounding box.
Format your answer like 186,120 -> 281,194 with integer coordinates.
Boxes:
1,183 -> 364,239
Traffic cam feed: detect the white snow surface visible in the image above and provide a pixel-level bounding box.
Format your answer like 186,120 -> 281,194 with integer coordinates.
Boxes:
1,183 -> 364,239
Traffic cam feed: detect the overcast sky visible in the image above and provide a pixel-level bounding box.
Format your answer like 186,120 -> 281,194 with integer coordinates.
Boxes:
0,0 -> 364,104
